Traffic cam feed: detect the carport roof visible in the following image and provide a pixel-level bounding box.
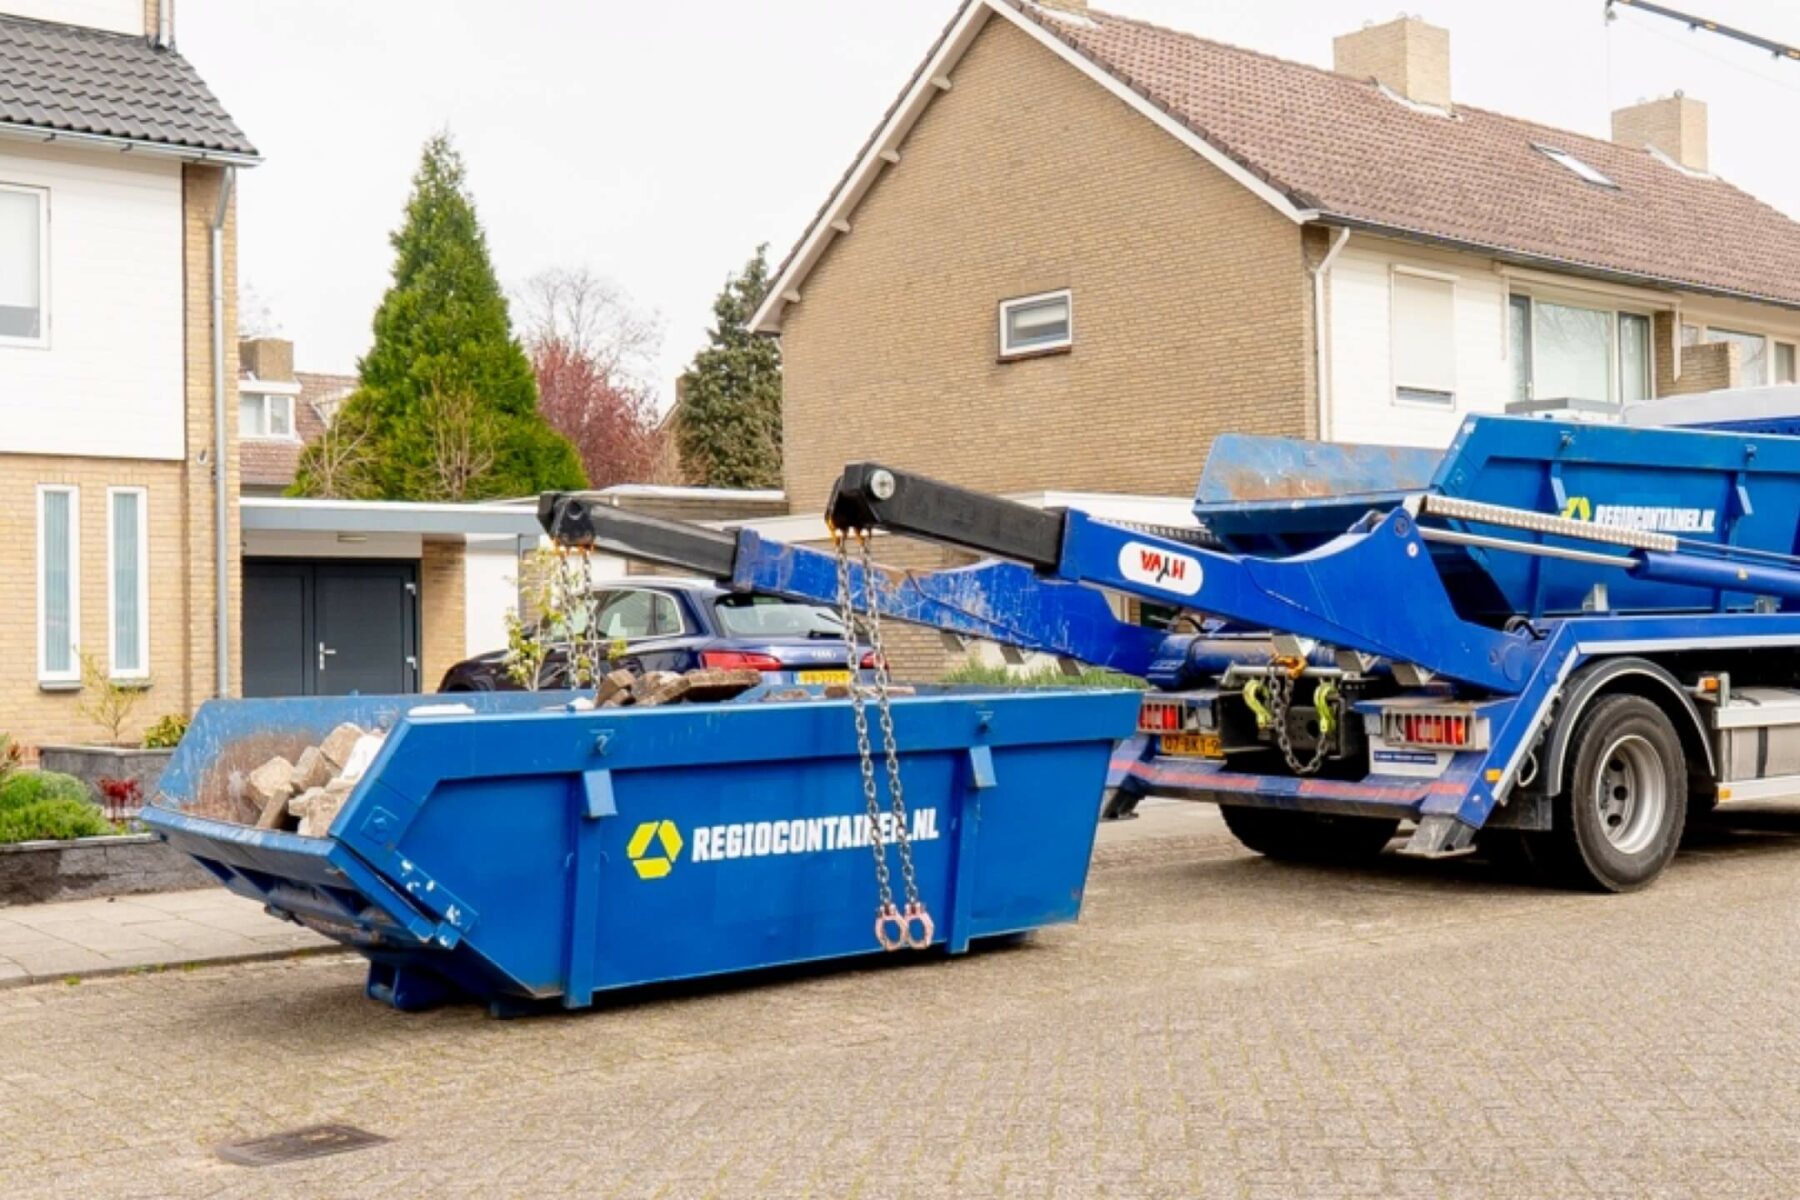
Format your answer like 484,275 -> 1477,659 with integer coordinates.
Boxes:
240,497 -> 545,539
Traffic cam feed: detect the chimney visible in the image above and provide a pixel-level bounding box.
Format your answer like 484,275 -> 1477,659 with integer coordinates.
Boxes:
1333,16 -> 1451,110
144,0 -> 174,47
1612,93 -> 1707,173
239,337 -> 295,383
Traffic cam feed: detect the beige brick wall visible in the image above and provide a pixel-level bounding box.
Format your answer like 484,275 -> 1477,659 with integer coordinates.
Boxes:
0,162 -> 239,754
1612,95 -> 1707,173
777,16 -> 1313,515
1653,313 -> 1739,397
1331,17 -> 1451,110
420,541 -> 467,689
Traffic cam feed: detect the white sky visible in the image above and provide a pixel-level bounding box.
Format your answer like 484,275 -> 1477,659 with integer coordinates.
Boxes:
180,0 -> 1800,406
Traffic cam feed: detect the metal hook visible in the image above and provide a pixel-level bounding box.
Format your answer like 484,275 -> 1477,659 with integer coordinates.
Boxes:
902,902 -> 935,950
875,903 -> 907,952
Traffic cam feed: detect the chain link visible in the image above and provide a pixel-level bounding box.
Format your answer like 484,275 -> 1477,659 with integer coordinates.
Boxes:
857,533 -> 926,930
1265,664 -> 1337,777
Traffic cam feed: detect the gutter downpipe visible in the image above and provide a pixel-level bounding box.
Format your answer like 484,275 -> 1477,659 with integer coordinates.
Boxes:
211,166 -> 234,698
1310,225 -> 1352,442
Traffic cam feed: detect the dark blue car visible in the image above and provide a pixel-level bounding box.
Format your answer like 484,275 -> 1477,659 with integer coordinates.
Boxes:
437,576 -> 874,692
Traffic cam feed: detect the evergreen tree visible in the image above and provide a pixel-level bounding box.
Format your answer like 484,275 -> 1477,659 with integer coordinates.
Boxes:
676,245 -> 783,489
295,133 -> 585,500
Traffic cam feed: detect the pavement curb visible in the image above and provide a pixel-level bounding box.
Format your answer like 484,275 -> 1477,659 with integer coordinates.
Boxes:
0,942 -> 351,991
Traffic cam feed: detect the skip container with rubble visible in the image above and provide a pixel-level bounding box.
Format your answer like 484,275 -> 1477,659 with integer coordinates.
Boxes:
142,686 -> 1139,1013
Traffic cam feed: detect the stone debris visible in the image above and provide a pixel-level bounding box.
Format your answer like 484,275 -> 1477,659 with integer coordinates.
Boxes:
823,682 -> 916,699
632,671 -> 691,707
761,688 -> 813,703
681,668 -> 763,702
245,755 -> 295,831
292,745 -> 333,792
318,722 -> 365,772
597,669 -> 637,706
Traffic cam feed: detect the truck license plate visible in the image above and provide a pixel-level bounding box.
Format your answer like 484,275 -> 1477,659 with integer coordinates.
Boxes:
798,670 -> 852,685
1161,732 -> 1223,758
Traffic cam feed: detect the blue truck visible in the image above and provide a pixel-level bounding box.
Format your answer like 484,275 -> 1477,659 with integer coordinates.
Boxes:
545,405 -> 1800,894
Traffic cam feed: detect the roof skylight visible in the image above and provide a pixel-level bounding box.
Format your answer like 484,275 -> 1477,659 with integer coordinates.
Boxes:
1534,144 -> 1618,189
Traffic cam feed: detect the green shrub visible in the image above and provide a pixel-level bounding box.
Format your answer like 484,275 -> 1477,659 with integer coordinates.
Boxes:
0,770 -> 91,815
142,713 -> 189,750
938,661 -> 1146,690
0,798 -> 113,843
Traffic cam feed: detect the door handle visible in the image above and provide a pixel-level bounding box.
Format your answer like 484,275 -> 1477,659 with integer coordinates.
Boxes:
318,641 -> 337,672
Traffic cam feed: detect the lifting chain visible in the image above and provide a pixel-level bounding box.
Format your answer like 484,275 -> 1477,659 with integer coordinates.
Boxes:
832,527 -> 933,952
1255,657 -> 1341,778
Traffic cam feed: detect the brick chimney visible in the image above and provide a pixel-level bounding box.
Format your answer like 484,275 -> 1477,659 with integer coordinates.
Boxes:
1612,93 -> 1707,173
1333,16 -> 1451,110
239,337 -> 295,383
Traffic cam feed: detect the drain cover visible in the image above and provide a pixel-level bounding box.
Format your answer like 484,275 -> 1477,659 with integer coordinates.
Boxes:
216,1123 -> 388,1167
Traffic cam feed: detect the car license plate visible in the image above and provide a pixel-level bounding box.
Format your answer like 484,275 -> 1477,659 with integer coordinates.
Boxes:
798,670 -> 852,685
1161,732 -> 1223,758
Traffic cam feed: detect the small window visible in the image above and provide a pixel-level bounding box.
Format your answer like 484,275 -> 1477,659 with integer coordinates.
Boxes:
1706,328 -> 1769,388
1534,144 -> 1617,189
1509,294 -> 1533,402
108,488 -> 148,679
239,392 -> 295,439
1619,312 -> 1652,403
1391,271 -> 1456,406
0,184 -> 47,345
1777,342 -> 1797,385
37,485 -> 79,684
999,289 -> 1072,358
594,590 -> 685,641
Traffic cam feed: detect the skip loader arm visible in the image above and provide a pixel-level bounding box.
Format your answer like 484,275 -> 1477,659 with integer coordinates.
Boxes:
535,492 -> 1167,677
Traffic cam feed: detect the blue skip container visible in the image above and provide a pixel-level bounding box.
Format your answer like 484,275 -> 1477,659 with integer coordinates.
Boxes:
144,687 -> 1138,1014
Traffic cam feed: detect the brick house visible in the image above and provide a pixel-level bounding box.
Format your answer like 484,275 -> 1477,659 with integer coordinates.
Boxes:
0,1 -> 255,750
755,0 -> 1800,518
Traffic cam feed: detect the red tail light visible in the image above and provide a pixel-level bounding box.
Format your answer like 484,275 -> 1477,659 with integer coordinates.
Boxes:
1137,699 -> 1183,734
859,651 -> 884,670
700,650 -> 785,671
1384,709 -> 1483,750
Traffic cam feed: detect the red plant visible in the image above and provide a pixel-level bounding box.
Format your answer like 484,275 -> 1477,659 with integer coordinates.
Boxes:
532,337 -> 665,490
96,776 -> 143,823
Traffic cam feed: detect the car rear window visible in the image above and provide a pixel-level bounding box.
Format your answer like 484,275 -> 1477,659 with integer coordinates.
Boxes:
714,594 -> 844,638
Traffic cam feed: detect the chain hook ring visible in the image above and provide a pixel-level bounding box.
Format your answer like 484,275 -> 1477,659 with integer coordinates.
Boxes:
875,903 -> 907,952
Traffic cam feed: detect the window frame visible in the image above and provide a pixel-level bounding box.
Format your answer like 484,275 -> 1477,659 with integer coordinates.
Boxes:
36,484 -> 79,686
239,389 -> 298,441
997,288 -> 1074,360
1389,266 -> 1458,409
592,588 -> 689,643
1532,144 -> 1619,189
106,486 -> 149,681
1508,290 -> 1657,408
0,182 -> 50,350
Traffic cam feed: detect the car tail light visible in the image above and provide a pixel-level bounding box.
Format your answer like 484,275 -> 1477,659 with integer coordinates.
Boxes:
1137,698 -> 1184,735
1383,709 -> 1485,750
700,650 -> 785,671
859,651 -> 884,670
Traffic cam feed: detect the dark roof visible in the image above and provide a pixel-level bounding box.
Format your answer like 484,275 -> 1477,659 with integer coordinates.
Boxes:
240,372 -> 355,491
0,13 -> 255,158
1005,0 -> 1800,308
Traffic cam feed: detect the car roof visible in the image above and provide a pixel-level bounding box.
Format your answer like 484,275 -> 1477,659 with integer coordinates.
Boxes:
592,575 -> 727,596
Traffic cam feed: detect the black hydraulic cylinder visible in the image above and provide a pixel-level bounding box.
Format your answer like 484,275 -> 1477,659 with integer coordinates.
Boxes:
828,463 -> 1067,572
537,492 -> 739,579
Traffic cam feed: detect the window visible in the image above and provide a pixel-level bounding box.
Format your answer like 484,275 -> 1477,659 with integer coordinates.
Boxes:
0,184 -> 46,345
1706,328 -> 1769,388
1510,295 -> 1651,407
239,392 -> 295,439
714,594 -> 843,638
1391,271 -> 1455,406
108,488 -> 148,679
1777,342 -> 1797,385
999,289 -> 1072,358
37,486 -> 78,684
1534,144 -> 1617,188
593,590 -> 685,641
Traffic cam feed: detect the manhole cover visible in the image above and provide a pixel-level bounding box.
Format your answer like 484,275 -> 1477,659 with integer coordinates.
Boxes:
216,1123 -> 388,1167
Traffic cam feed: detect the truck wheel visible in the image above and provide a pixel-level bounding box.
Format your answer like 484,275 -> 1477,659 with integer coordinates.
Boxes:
1552,694 -> 1687,892
1219,805 -> 1400,864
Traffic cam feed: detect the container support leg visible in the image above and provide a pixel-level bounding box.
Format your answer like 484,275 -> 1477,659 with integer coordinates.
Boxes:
564,769 -> 614,1008
946,745 -> 995,954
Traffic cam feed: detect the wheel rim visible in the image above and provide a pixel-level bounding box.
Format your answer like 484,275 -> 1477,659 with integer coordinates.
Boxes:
1592,734 -> 1667,856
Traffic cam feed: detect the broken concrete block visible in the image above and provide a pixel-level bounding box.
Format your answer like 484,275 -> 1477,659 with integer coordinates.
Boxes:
300,792 -> 348,838
824,683 -> 916,700
288,786 -> 327,819
632,671 -> 691,707
337,733 -> 386,784
681,668 -> 763,702
246,756 -> 295,806
600,689 -> 635,708
293,745 -> 333,792
761,688 -> 812,703
319,722 -> 365,771
597,668 -> 637,705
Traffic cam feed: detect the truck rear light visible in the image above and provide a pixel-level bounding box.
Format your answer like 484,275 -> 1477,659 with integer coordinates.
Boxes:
700,650 -> 785,672
1137,699 -> 1184,734
859,651 -> 884,670
1383,709 -> 1486,751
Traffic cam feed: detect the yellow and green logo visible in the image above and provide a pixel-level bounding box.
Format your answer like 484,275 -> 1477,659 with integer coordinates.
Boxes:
1561,496 -> 1593,522
626,820 -> 684,880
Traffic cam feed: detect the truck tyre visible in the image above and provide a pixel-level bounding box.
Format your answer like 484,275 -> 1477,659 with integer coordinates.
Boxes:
1219,805 -> 1400,864
1552,694 -> 1687,892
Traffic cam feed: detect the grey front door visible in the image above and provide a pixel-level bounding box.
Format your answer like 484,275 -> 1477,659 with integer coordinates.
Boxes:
243,560 -> 420,697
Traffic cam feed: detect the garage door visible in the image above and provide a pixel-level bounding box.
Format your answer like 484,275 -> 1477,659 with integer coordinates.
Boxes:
242,560 -> 420,697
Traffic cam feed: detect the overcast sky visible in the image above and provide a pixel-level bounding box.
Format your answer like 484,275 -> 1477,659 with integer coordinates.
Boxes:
180,0 -> 1800,405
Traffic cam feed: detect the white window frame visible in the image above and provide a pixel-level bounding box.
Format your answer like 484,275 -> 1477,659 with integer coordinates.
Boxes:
593,588 -> 689,643
238,384 -> 301,441
1533,144 -> 1618,189
998,288 -> 1074,359
1509,289 -> 1658,408
106,486 -> 149,681
1389,266 -> 1458,409
0,182 -> 50,350
36,484 -> 79,685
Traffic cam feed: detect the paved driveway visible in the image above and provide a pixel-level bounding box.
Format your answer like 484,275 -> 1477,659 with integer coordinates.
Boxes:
5,801 -> 1800,1198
